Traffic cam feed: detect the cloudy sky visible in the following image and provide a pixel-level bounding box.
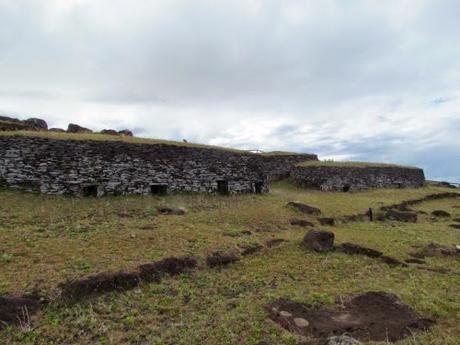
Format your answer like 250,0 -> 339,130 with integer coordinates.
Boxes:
1,0 -> 459,181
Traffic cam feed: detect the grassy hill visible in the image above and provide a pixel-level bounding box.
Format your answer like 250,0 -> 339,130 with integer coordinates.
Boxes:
0,181 -> 459,344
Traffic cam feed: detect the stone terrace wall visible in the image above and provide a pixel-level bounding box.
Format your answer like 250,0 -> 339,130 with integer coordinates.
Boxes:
255,154 -> 318,181
291,165 -> 425,191
0,136 -> 270,196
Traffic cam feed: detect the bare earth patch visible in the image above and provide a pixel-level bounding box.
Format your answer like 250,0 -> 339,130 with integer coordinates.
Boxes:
266,291 -> 434,342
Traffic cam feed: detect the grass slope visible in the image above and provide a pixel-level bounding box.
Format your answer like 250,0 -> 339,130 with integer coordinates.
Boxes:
0,182 -> 459,344
296,160 -> 419,169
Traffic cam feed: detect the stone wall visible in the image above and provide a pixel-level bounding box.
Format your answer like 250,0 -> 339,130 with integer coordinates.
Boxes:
291,165 -> 425,191
256,154 -> 318,181
0,136 -> 271,196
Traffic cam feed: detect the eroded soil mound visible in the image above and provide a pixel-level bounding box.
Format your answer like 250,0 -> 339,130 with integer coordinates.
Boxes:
266,291 -> 434,342
288,202 -> 321,215
138,256 -> 197,282
206,252 -> 240,268
0,293 -> 44,329
60,256 -> 197,299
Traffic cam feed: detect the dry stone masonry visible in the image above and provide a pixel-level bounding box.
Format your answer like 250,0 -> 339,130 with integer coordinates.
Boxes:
0,136 -> 273,196
0,135 -> 316,196
292,164 -> 425,191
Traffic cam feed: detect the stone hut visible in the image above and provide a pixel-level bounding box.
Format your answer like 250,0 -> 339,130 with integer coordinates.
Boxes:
291,162 -> 425,191
0,134 -> 316,196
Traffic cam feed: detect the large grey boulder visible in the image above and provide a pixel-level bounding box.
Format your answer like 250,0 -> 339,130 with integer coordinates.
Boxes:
23,118 -> 48,130
67,123 -> 93,133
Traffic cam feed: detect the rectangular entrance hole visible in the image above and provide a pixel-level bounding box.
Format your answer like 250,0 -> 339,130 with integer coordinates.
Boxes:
82,185 -> 98,197
254,181 -> 264,194
217,180 -> 229,194
150,184 -> 168,195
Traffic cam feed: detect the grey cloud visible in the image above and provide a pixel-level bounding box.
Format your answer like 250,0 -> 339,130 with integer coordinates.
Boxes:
0,0 -> 459,180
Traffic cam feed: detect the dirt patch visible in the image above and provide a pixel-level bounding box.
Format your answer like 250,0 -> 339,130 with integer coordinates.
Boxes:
206,252 -> 240,268
266,239 -> 287,247
341,243 -> 382,258
266,291 -> 434,342
453,217 -> 460,222
431,210 -> 451,217
291,219 -> 314,227
0,292 -> 45,329
288,202 -> 321,215
449,224 -> 460,229
138,256 -> 197,282
318,218 -> 335,226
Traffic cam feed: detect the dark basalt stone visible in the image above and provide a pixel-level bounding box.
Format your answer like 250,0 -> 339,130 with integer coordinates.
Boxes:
302,230 -> 335,252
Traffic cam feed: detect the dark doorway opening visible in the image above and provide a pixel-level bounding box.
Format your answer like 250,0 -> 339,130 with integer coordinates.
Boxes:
342,184 -> 351,192
82,185 -> 98,197
151,184 -> 168,195
217,180 -> 229,194
254,182 -> 264,194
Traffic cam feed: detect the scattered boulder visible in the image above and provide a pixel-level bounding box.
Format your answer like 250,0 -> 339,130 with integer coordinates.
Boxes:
23,118 -> 48,130
318,217 -> 335,226
67,123 -> 93,133
291,218 -> 314,227
288,202 -> 321,215
49,127 -> 66,132
302,230 -> 335,252
100,129 -> 119,135
341,243 -> 383,258
266,291 -> 434,342
118,129 -> 133,136
157,207 -> 187,215
449,224 -> 460,229
266,239 -> 286,247
206,252 -> 239,268
431,210 -> 451,217
0,116 -> 48,131
385,209 -> 417,223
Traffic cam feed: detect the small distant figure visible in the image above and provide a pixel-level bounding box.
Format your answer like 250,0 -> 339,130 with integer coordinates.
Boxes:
183,139 -> 188,143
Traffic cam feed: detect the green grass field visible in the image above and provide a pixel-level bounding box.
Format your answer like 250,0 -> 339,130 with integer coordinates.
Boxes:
1,181 -> 459,344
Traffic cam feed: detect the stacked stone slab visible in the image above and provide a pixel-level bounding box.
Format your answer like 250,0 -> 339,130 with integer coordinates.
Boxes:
257,154 -> 318,181
0,136 -> 276,196
291,164 -> 425,191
